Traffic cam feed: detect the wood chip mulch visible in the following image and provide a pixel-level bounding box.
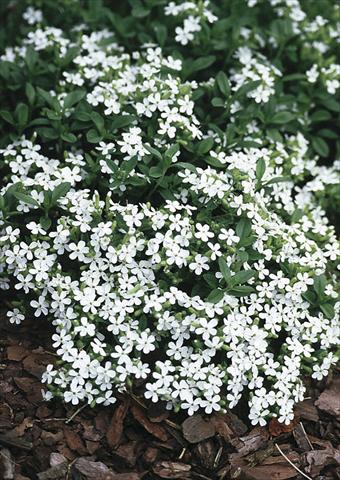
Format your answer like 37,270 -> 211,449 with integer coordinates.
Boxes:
0,312 -> 339,480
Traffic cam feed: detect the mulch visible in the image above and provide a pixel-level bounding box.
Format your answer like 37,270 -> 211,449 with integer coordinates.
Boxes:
0,312 -> 339,480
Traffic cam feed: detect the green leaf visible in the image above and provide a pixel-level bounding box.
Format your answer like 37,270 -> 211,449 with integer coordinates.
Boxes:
190,55 -> 216,74
91,112 -> 105,133
229,269 -> 256,287
61,132 -> 77,143
37,127 -> 59,140
313,275 -> 326,298
86,129 -> 103,143
218,257 -> 231,282
239,140 -> 262,149
211,97 -> 225,107
106,158 -> 117,173
256,158 -> 266,181
25,83 -> 35,105
320,303 -> 335,319
174,162 -> 197,173
51,182 -> 71,204
154,24 -> 167,46
237,250 -> 249,263
13,191 -> 39,207
121,156 -> 138,175
197,138 -> 214,155
302,290 -> 317,305
25,47 -> 38,72
206,288 -> 224,304
234,80 -> 261,98
203,273 -> 218,289
216,71 -> 230,97
291,208 -> 304,224
247,249 -> 265,261
310,110 -> 332,122
111,114 -> 136,130
145,144 -> 163,161
271,111 -> 295,124
149,165 -> 163,178
283,73 -> 306,81
0,110 -> 14,125
228,286 -> 255,297
40,216 -> 52,230
60,46 -> 80,68
132,5 -> 150,17
15,103 -> 29,126
320,98 -> 340,112
63,90 -> 85,110
311,137 -> 329,157
37,87 -> 59,110
267,128 -> 283,143
236,217 -> 252,241
165,143 -> 180,160
264,176 -> 290,186
318,129 -> 338,139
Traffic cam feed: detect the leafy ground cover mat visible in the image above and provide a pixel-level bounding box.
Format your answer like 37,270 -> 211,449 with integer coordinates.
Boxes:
0,312 -> 339,480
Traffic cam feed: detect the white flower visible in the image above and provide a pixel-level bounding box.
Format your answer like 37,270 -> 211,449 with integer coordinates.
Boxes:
74,317 -> 96,337
135,331 -> 156,354
195,223 -> 214,242
23,7 -> 43,25
30,296 -> 49,317
195,318 -> 218,341
189,254 -> 210,275
7,309 -> 25,325
68,241 -> 90,262
64,386 -> 85,405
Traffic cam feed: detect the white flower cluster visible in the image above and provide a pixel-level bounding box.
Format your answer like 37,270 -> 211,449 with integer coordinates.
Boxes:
1,27 -> 201,180
306,63 -> 340,95
165,1 -> 217,45
248,0 -> 306,32
231,46 -> 282,103
23,7 -> 43,25
1,26 -> 70,62
1,133 -> 339,425
0,3 -> 339,426
85,46 -> 201,143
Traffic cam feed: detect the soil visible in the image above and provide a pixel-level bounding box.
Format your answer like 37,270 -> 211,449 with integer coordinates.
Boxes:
0,311 -> 339,480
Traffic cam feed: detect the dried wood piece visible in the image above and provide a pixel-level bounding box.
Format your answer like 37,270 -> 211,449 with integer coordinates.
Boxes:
293,423 -> 313,452
0,432 -> 32,450
7,345 -> 28,361
182,415 -> 215,444
231,448 -> 302,480
37,461 -> 68,480
153,461 -> 191,479
294,400 -> 319,422
23,353 -> 53,379
269,418 -> 297,437
74,457 -> 116,480
131,403 -> 168,442
231,427 -> 269,456
0,448 -> 14,479
315,378 -> 340,417
106,399 -> 130,448
303,446 -> 340,477
210,413 -> 234,441
63,427 -> 87,455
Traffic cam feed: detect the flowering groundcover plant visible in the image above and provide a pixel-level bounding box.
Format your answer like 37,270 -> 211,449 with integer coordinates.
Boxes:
0,0 -> 339,426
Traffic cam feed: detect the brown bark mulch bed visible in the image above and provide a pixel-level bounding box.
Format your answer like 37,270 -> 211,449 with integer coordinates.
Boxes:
0,312 -> 339,480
